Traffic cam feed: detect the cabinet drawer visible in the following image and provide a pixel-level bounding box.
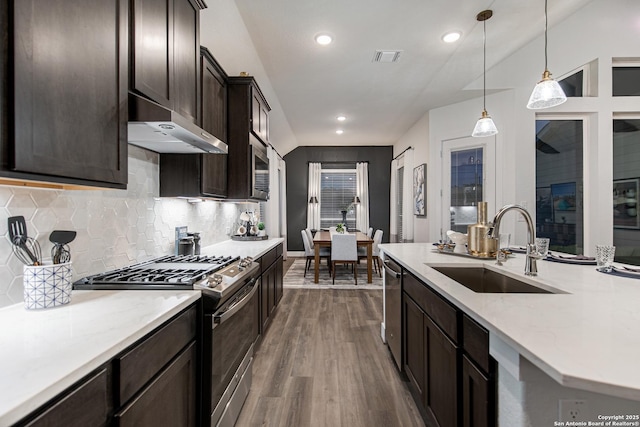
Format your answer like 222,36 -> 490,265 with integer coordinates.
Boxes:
115,341 -> 197,427
260,247 -> 277,273
23,367 -> 111,427
462,314 -> 490,373
404,272 -> 458,342
117,305 -> 197,405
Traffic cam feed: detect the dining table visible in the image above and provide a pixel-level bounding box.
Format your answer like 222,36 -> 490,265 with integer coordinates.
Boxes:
312,230 -> 374,283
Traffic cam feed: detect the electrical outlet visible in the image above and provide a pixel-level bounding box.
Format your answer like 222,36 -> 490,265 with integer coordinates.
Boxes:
559,399 -> 587,422
225,226 -> 231,235
517,201 -> 528,222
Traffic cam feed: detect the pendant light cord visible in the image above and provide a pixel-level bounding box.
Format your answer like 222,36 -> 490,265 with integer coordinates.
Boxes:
483,19 -> 487,111
544,0 -> 548,72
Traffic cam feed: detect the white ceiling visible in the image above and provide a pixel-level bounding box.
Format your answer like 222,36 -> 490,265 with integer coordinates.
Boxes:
232,0 -> 594,148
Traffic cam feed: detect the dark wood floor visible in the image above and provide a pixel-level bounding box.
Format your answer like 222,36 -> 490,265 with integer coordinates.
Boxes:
236,288 -> 425,427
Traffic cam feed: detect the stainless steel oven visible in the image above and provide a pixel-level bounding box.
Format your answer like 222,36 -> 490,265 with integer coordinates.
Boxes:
202,262 -> 260,427
251,138 -> 269,200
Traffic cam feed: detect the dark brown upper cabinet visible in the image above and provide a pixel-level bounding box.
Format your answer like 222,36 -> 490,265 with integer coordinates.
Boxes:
0,0 -> 128,189
130,0 -> 205,126
229,76 -> 271,146
158,47 -> 228,199
227,76 -> 271,201
200,47 -> 227,143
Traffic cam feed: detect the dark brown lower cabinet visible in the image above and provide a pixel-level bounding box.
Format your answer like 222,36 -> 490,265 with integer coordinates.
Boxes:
114,342 -> 197,427
15,304 -> 198,427
21,368 -> 112,427
424,314 -> 459,427
462,355 -> 493,427
404,296 -> 425,399
258,244 -> 284,338
402,274 -> 496,427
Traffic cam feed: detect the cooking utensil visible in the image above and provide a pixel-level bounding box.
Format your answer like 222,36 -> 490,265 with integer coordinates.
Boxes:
7,216 -> 41,265
49,230 -> 76,264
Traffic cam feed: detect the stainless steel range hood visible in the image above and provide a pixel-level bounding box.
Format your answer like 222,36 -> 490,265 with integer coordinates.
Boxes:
128,93 -> 228,154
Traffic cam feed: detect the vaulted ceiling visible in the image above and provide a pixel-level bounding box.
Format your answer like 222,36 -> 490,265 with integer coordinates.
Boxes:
229,0 -> 594,150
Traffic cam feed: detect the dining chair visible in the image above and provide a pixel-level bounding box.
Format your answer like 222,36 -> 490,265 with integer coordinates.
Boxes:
301,229 -> 330,277
331,233 -> 358,284
367,227 -> 374,238
305,228 -> 314,249
358,229 -> 383,276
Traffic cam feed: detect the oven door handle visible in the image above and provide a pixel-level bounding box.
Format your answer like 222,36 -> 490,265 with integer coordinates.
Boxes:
212,278 -> 258,329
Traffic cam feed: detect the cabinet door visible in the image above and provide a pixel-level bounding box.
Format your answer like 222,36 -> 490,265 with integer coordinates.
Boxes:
11,0 -> 127,186
201,54 -> 227,142
260,103 -> 269,142
131,0 -> 173,108
251,91 -> 262,140
424,315 -> 459,427
403,295 -> 425,400
260,276 -> 268,332
115,342 -> 197,427
173,0 -> 200,124
23,368 -> 111,427
274,255 -> 283,306
201,154 -> 227,197
462,355 -> 493,427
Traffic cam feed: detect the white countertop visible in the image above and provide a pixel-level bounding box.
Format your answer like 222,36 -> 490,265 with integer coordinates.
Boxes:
0,290 -> 200,426
379,243 -> 640,402
0,238 -> 283,426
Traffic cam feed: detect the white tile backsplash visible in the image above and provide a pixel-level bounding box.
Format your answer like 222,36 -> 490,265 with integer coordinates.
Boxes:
0,146 -> 249,308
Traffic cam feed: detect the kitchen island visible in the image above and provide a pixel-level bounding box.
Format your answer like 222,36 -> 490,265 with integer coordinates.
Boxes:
380,243 -> 640,425
0,237 -> 284,426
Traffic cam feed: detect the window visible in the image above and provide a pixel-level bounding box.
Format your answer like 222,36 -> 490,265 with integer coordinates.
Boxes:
559,70 -> 584,97
319,169 -> 357,229
613,118 -> 640,266
535,119 -> 584,255
613,67 -> 640,96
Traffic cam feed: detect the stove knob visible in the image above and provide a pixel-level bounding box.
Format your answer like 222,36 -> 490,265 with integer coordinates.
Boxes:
207,274 -> 223,287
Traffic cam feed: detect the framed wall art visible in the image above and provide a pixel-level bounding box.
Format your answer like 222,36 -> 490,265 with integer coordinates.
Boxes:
614,178 -> 639,229
413,163 -> 426,217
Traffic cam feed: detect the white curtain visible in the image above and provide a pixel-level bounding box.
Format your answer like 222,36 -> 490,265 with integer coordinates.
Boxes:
390,158 -> 399,242
307,162 -> 321,230
355,162 -> 369,232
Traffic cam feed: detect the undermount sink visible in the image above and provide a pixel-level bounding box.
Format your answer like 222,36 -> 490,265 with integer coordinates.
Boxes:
430,266 -> 563,294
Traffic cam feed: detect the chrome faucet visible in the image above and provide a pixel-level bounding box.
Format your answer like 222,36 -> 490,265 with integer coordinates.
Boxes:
488,204 -> 543,276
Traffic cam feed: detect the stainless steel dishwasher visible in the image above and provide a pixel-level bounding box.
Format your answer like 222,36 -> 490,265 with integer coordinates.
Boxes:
384,257 -> 403,370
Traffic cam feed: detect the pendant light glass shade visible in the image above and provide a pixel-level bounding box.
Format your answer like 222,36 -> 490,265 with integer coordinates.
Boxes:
472,10 -> 498,138
526,70 -> 567,109
526,0 -> 567,109
472,110 -> 498,137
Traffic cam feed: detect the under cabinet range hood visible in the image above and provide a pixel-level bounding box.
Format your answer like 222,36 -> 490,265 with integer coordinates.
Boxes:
127,93 -> 228,154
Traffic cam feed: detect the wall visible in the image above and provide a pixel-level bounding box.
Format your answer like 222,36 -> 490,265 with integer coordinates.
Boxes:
0,146 -> 247,308
393,114 -> 430,243
415,0 -> 640,252
283,146 -> 393,251
199,0 -> 298,156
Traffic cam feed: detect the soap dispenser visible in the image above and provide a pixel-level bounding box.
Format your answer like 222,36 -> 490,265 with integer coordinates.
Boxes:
467,201 -> 498,257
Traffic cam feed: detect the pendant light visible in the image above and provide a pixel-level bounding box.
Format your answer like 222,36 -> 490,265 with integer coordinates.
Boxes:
472,10 -> 498,138
526,0 -> 567,109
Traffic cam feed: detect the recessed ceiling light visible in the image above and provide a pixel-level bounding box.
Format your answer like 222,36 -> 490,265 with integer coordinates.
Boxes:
336,130 -> 344,135
442,31 -> 462,43
336,115 -> 346,121
315,34 -> 333,45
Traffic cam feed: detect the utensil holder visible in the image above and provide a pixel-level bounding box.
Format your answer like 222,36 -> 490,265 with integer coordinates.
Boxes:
23,262 -> 73,310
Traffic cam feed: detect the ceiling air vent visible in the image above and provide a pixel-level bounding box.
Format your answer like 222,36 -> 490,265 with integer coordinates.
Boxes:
372,50 -> 402,63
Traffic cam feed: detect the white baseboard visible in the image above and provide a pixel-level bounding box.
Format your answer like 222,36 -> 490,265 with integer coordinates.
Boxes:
287,251 -> 305,258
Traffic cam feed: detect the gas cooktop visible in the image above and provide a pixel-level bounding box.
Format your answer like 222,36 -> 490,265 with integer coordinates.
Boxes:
73,255 -> 239,290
